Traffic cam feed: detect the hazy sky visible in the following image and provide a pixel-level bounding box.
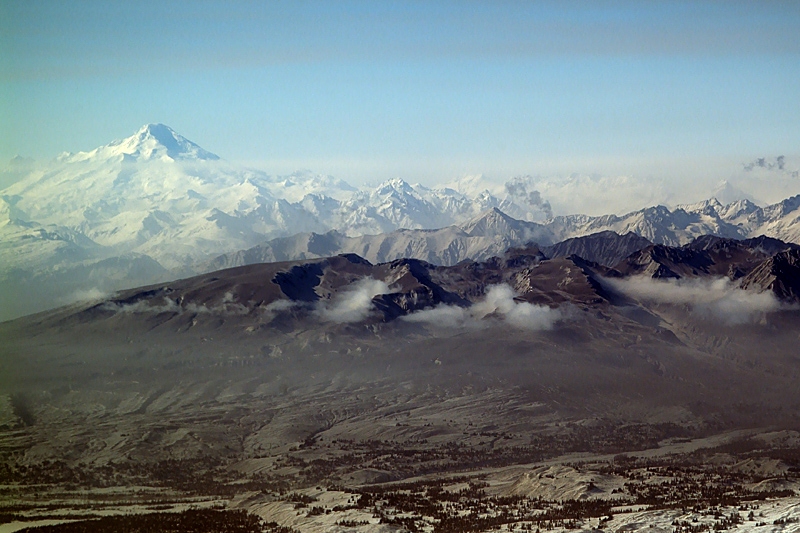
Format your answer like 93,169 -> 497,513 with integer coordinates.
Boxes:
2,1 -> 800,187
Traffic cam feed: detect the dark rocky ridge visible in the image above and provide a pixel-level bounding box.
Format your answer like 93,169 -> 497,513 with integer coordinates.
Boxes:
85,234 -> 800,328
202,225 -> 648,273
4,233 -> 800,529
741,248 -> 800,300
541,230 -> 652,267
613,235 -> 800,284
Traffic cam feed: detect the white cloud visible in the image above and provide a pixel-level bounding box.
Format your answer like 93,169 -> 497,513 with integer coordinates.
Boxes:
402,284 -> 561,330
314,277 -> 389,323
514,174 -> 673,216
64,287 -> 107,304
260,299 -> 298,319
401,304 -> 472,328
103,297 -> 179,314
603,276 -> 787,325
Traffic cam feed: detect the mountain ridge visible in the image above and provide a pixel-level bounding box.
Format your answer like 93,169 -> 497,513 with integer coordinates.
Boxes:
6,232 -> 800,533
3,124 -> 800,321
22,232 -> 800,331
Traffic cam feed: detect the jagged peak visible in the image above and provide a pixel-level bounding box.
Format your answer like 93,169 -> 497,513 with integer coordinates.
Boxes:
760,194 -> 800,218
727,198 -> 758,208
374,177 -> 415,195
777,194 -> 800,207
457,207 -> 536,239
482,206 -> 513,219
676,197 -> 724,213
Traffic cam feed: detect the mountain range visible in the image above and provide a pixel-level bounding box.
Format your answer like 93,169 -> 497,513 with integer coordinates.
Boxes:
4,232 -> 800,483
4,183 -> 800,529
2,123 -> 800,321
79,232 -> 800,328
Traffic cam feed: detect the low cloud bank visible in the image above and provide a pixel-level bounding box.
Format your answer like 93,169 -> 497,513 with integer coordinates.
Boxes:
103,292 -> 250,316
402,284 -> 561,330
603,276 -> 787,325
100,278 -> 391,323
314,278 -> 390,323
262,300 -> 297,315
99,281 -> 562,328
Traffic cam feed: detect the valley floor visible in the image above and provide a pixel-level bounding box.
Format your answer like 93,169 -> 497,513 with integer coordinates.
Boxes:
3,279 -> 800,532
2,428 -> 800,532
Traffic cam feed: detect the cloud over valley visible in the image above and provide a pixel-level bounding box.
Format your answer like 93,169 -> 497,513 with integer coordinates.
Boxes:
603,276 -> 789,325
402,284 -> 563,330
314,278 -> 391,324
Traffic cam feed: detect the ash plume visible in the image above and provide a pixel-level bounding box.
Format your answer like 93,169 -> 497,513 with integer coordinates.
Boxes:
743,156 -> 799,177
504,177 -> 554,219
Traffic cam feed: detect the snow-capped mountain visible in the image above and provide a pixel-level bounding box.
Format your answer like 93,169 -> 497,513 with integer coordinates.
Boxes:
2,125 -> 338,269
1,124 -> 548,271
58,123 -> 221,163
0,125 -> 545,319
546,203 -> 741,247
269,169 -> 358,203
330,179 -> 483,236
2,123 -> 800,321
745,195 -> 800,244
205,208 -> 555,271
549,195 -> 800,247
203,195 -> 800,274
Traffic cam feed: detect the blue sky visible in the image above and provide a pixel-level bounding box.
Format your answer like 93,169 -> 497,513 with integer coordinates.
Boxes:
2,0 -> 800,186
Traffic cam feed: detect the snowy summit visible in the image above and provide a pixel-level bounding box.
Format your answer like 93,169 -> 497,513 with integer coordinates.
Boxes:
59,123 -> 220,163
